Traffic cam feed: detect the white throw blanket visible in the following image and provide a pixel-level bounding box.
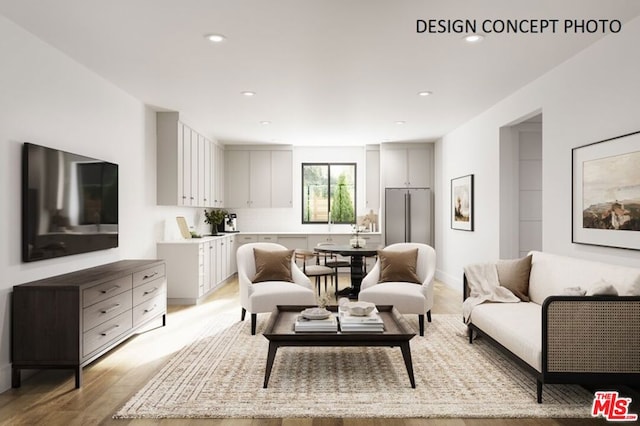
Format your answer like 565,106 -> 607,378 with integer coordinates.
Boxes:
462,262 -> 520,323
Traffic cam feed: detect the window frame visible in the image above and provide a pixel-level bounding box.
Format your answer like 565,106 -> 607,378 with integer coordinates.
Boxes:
301,162 -> 357,224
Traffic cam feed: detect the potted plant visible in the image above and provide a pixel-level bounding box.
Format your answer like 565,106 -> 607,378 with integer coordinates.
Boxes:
204,209 -> 227,236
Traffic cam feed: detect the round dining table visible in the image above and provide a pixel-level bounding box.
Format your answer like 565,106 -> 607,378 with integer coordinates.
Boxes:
314,244 -> 380,299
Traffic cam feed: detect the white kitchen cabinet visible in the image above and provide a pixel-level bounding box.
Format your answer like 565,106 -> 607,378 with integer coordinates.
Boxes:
157,237 -> 234,305
212,144 -> 225,207
277,236 -> 308,251
224,147 -> 293,208
227,234 -> 237,275
225,150 -> 250,208
382,144 -> 433,188
157,241 -> 205,304
206,240 -> 217,294
236,234 -> 258,246
156,111 -> 216,207
365,148 -> 380,212
249,151 -> 272,208
258,234 -> 278,243
271,150 -> 293,207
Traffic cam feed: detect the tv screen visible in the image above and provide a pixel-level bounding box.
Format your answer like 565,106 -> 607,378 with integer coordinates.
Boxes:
22,143 -> 119,262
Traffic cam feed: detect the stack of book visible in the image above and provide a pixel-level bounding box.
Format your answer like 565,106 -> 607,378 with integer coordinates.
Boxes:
294,315 -> 338,332
339,308 -> 384,332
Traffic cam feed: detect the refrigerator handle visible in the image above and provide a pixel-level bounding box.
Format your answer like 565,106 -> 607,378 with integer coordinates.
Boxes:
405,191 -> 411,242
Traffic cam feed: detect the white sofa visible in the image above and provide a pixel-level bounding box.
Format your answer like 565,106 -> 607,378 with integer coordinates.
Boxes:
464,251 -> 640,403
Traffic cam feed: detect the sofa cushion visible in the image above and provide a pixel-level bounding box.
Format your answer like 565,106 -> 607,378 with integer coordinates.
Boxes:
528,251 -> 640,304
252,248 -> 294,283
496,255 -> 532,302
471,302 -> 542,372
377,248 -> 421,284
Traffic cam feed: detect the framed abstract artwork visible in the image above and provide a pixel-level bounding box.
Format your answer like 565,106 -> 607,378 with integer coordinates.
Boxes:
451,174 -> 474,231
572,130 -> 640,250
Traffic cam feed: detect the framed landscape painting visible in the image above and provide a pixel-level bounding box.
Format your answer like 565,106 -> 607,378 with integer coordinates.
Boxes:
572,130 -> 640,250
451,174 -> 474,231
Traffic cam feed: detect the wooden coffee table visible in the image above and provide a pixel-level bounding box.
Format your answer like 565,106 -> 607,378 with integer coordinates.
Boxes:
262,305 -> 417,388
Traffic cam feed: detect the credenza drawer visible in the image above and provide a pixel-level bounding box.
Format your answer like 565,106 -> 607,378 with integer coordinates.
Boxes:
83,290 -> 132,332
133,264 -> 166,288
83,310 -> 133,357
133,292 -> 167,327
83,276 -> 132,308
133,277 -> 166,306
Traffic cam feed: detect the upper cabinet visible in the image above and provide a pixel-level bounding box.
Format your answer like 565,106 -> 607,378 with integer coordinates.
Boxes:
381,143 -> 433,188
157,111 -> 221,207
365,146 -> 380,212
225,146 -> 293,208
212,144 -> 225,207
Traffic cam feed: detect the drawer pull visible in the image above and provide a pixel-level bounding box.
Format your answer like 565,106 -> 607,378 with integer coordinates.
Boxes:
143,271 -> 158,280
100,325 -> 120,336
144,304 -> 157,313
100,304 -> 121,314
100,285 -> 120,294
143,287 -> 158,296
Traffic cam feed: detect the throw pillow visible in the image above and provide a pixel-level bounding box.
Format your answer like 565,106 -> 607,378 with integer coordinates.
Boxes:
252,248 -> 294,283
377,248 -> 421,284
586,282 -> 619,296
496,254 -> 532,302
563,286 -> 587,296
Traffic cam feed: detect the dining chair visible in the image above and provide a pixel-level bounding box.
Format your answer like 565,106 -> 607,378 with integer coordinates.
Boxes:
315,242 -> 351,294
294,249 -> 335,296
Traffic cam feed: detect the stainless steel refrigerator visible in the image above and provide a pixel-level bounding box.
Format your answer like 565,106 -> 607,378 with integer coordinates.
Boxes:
385,188 -> 432,246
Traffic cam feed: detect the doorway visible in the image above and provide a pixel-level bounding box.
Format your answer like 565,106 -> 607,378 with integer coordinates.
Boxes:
499,113 -> 543,259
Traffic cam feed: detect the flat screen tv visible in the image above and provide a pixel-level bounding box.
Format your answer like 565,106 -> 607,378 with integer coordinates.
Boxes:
22,142 -> 118,262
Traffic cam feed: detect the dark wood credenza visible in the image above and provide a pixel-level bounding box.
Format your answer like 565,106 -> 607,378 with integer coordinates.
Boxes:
12,259 -> 167,389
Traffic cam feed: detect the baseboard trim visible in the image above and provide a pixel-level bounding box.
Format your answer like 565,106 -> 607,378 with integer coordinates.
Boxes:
0,362 -> 13,393
436,269 -> 462,291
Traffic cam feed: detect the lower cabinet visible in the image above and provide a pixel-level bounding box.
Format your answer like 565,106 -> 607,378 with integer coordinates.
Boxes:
158,235 -> 235,305
11,259 -> 166,389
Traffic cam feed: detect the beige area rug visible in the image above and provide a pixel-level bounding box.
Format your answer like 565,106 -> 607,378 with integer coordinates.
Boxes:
114,313 -> 594,419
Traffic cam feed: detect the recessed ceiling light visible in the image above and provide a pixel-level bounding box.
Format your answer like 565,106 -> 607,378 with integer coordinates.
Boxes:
395,121 -> 406,125
241,91 -> 256,97
417,91 -> 432,97
205,34 -> 226,43
260,121 -> 271,125
464,34 -> 484,43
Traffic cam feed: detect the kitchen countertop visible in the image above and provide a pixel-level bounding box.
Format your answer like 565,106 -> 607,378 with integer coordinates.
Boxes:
158,231 -> 381,244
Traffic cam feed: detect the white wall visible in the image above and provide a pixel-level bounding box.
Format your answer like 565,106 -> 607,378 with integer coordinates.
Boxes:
0,16 -> 197,392
436,16 -> 640,290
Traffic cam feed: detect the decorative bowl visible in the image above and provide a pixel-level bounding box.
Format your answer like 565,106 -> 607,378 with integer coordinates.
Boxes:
346,301 -> 375,316
301,307 -> 331,320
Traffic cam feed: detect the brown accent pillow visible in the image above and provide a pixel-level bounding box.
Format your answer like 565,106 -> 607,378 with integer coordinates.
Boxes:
252,248 -> 294,283
496,255 -> 532,302
377,248 -> 421,284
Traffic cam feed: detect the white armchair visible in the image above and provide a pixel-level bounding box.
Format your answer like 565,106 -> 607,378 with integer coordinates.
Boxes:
358,243 -> 436,336
237,242 -> 316,334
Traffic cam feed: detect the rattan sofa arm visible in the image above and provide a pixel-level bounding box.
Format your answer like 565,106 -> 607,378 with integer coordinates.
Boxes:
542,296 -> 640,375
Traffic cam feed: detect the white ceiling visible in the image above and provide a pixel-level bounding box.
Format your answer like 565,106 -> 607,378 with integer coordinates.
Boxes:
2,1 -> 639,146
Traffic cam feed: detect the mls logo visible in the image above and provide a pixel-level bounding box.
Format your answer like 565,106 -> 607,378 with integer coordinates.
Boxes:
591,391 -> 638,422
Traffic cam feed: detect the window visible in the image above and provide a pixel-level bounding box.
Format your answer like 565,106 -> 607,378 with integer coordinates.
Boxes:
302,163 -> 356,224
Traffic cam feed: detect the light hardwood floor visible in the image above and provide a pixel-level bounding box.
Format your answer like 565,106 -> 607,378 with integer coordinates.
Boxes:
0,276 -> 605,425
